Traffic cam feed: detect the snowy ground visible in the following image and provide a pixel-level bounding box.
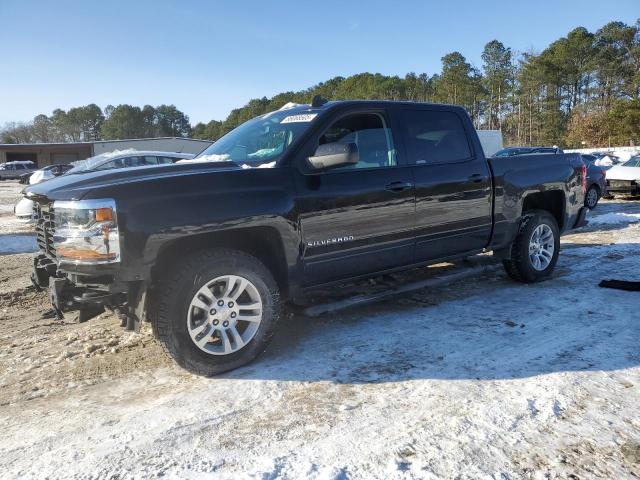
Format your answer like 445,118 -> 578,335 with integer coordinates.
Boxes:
1,180 -> 639,479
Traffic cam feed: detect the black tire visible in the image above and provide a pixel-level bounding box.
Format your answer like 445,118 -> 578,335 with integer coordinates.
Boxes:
585,185 -> 600,209
502,210 -> 560,283
149,248 -> 281,376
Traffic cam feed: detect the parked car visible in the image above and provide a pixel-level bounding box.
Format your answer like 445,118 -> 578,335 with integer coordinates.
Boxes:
580,154 -> 608,208
0,160 -> 37,180
27,164 -> 74,185
605,155 -> 640,196
494,146 -> 564,157
26,99 -> 588,376
17,164 -> 75,218
65,149 -> 194,174
591,152 -> 623,169
14,150 -> 194,222
591,152 -> 621,161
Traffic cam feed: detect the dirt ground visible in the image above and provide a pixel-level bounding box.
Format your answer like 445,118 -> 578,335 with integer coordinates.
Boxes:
1,179 -> 639,479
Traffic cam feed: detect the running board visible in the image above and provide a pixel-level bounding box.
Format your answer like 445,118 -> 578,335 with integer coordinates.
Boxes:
303,265 -> 498,317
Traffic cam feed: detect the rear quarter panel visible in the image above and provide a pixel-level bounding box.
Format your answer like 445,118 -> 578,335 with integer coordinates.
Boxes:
488,153 -> 584,250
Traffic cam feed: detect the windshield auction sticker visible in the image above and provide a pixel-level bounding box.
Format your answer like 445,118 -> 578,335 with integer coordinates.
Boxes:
281,114 -> 318,124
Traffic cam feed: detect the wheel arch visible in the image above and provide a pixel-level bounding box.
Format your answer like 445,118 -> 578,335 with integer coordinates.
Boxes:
149,226 -> 290,297
521,190 -> 565,230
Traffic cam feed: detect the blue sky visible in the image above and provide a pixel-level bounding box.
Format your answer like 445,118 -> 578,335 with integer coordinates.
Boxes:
0,0 -> 638,125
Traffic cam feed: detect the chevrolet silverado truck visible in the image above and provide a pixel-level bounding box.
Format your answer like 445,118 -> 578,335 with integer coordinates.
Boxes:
25,99 -> 588,376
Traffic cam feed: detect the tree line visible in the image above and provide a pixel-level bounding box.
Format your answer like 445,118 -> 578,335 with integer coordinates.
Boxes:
2,19 -> 638,148
1,104 -> 191,144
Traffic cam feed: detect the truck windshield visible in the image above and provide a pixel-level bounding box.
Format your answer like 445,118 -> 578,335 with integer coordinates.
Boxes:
194,109 -> 318,167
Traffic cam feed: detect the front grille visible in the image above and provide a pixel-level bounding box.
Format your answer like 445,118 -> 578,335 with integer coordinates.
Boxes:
33,201 -> 56,259
608,180 -> 635,188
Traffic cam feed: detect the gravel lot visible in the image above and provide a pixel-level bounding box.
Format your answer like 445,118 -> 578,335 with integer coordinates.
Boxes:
0,180 -> 639,479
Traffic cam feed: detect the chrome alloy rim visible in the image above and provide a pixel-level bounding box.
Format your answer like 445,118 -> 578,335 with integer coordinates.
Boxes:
187,275 -> 263,355
586,188 -> 598,208
529,224 -> 555,271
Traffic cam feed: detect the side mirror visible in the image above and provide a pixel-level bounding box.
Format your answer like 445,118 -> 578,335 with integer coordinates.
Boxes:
308,142 -> 358,170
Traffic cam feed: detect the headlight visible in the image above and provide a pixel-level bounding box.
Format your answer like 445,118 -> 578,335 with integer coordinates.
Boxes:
53,199 -> 120,264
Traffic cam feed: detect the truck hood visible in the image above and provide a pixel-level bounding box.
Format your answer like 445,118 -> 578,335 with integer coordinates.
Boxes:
24,161 -> 242,201
607,165 -> 640,181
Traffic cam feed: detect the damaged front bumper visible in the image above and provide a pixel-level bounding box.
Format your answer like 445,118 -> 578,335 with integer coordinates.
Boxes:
31,253 -> 145,329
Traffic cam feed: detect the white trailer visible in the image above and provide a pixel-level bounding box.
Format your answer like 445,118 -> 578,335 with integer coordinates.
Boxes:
476,130 -> 503,157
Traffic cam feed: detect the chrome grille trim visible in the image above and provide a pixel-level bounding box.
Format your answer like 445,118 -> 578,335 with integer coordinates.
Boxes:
33,201 -> 56,259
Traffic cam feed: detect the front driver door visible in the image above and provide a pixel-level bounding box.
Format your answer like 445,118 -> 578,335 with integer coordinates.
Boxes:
294,108 -> 416,286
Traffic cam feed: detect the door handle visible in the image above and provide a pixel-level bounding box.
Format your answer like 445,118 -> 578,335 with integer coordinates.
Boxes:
468,174 -> 484,183
385,181 -> 413,192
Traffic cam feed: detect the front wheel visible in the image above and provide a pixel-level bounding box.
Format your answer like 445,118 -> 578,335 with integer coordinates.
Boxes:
149,249 -> 281,376
585,185 -> 600,209
502,210 -> 560,283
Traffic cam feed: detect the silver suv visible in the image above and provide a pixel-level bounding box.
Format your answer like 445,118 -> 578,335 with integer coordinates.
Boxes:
0,160 -> 38,180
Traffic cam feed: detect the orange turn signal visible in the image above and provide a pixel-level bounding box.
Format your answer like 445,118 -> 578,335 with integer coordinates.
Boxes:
57,246 -> 117,261
95,207 -> 114,222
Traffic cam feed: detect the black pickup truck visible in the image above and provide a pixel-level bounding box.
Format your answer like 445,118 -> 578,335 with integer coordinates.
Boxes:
25,99 -> 588,375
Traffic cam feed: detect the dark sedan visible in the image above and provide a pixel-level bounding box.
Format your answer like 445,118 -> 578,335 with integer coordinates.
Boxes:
494,146 -> 564,157
580,154 -> 608,208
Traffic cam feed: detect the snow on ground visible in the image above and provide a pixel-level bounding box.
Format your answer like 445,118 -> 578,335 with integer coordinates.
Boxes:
0,180 -> 639,479
0,181 -> 38,254
0,181 -> 33,235
0,234 -> 37,254
587,212 -> 640,225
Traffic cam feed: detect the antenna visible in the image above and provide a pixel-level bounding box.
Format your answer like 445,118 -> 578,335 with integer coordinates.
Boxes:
311,95 -> 328,108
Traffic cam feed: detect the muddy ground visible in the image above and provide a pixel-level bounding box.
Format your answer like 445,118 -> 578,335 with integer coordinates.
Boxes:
1,179 -> 639,479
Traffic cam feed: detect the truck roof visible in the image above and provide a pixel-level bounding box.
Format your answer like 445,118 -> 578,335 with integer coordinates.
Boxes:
278,100 -> 468,116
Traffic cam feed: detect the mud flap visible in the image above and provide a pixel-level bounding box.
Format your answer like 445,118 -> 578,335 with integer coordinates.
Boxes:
48,278 -> 69,319
574,207 -> 589,228
31,256 -> 50,291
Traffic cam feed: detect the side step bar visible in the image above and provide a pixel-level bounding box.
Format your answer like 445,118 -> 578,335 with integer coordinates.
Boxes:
303,265 -> 498,317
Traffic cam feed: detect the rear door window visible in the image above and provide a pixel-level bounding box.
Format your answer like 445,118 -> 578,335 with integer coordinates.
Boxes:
399,110 -> 472,165
123,156 -> 144,167
96,158 -> 125,170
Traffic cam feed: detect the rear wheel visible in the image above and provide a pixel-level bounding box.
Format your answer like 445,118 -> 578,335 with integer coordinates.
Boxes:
502,210 -> 560,283
585,185 -> 600,209
150,249 -> 281,376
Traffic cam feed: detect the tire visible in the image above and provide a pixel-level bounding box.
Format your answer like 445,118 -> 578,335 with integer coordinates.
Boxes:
502,210 -> 560,283
585,185 -> 600,209
149,248 -> 281,376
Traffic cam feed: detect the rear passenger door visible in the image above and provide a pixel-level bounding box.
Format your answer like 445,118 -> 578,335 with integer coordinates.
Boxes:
294,107 -> 416,285
393,106 -> 492,261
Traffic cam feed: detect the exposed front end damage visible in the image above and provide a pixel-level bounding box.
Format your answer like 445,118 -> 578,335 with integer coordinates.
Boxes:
30,196 -> 145,330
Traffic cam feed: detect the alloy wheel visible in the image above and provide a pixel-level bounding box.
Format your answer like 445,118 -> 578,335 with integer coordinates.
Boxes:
528,224 -> 555,271
186,275 -> 263,355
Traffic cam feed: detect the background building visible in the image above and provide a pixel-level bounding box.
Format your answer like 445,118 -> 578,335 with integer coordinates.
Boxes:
0,137 -> 212,167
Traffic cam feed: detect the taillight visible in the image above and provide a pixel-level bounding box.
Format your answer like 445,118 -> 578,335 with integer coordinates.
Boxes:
581,164 -> 587,194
